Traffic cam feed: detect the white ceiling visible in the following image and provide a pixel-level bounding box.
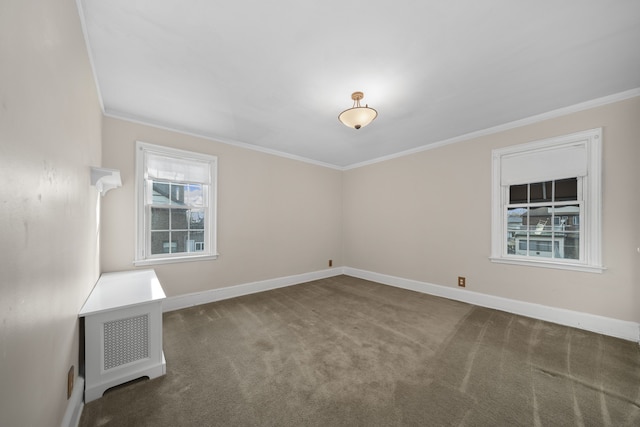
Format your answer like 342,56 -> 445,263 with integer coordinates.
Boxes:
78,1 -> 640,168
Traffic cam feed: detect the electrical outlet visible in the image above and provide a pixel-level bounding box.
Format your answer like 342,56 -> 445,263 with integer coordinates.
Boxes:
458,276 -> 466,287
67,366 -> 74,399
328,259 -> 333,267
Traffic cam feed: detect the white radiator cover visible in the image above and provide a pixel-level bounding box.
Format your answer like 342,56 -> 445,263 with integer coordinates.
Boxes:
80,269 -> 166,402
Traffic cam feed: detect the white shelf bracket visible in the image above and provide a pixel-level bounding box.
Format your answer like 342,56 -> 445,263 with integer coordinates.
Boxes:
91,167 -> 122,196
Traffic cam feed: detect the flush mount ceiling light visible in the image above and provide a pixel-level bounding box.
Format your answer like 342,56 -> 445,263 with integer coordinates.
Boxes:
338,91 -> 378,130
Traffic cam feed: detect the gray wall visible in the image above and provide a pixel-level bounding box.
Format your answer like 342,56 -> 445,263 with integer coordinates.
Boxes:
0,0 -> 103,426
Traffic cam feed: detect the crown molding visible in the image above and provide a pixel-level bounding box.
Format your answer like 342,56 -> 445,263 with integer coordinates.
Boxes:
102,111 -> 343,171
101,86 -> 638,172
343,88 -> 640,170
75,0 -> 106,114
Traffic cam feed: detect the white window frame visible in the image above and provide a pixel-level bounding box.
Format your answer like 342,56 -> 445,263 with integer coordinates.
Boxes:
490,128 -> 604,273
134,141 -> 218,266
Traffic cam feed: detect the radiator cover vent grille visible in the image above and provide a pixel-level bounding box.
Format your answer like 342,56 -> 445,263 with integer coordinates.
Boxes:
103,314 -> 149,370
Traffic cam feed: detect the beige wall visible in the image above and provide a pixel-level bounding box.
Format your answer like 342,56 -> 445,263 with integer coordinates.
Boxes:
0,4 -> 637,425
100,117 -> 343,297
344,97 -> 640,323
0,1 -> 103,426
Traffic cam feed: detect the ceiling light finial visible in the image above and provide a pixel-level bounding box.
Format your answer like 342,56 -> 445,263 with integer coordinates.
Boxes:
338,91 -> 378,130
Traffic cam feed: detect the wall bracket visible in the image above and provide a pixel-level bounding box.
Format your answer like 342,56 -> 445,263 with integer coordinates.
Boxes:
91,166 -> 122,196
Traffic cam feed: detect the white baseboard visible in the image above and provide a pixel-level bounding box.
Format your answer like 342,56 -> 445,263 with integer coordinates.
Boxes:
162,266 -> 639,343
163,267 -> 344,312
60,377 -> 84,427
343,267 -> 640,343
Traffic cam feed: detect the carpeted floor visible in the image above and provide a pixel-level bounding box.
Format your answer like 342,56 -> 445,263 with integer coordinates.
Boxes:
80,275 -> 640,426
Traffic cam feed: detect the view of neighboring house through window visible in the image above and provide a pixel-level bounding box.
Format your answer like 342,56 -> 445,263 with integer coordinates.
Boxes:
135,142 -> 217,265
506,178 -> 581,260
491,128 -> 603,273
150,181 -> 206,255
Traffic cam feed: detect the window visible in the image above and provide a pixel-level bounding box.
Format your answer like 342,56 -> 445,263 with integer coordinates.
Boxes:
135,142 -> 217,265
491,128 -> 603,272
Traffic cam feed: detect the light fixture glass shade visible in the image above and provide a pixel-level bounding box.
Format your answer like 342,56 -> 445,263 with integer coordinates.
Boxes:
338,92 -> 377,129
339,107 -> 378,129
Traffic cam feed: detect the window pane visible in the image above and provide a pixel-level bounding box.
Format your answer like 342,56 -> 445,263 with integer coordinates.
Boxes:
172,231 -> 188,253
171,208 -> 189,230
184,184 -> 204,207
529,206 -> 551,234
189,209 -> 205,229
516,236 -> 538,256
151,208 -> 169,230
556,204 -> 580,260
528,239 -> 552,258
171,184 -> 185,205
532,240 -> 552,252
151,231 -> 170,254
152,182 -> 171,205
506,207 -> 526,254
555,178 -> 577,201
530,181 -> 552,203
552,205 -> 580,231
561,231 -> 580,260
509,184 -> 527,204
188,231 -> 205,252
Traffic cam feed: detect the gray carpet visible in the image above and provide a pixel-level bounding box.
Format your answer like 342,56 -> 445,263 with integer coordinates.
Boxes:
80,275 -> 640,426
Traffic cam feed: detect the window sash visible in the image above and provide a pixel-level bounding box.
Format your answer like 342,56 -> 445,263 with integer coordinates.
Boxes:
144,205 -> 209,258
504,199 -> 584,262
503,176 -> 583,262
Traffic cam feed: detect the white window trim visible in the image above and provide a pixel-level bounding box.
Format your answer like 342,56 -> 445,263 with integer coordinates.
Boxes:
134,141 -> 218,266
490,128 -> 604,273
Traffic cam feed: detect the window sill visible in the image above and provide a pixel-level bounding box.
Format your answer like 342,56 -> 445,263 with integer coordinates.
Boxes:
489,256 -> 605,273
134,254 -> 219,267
